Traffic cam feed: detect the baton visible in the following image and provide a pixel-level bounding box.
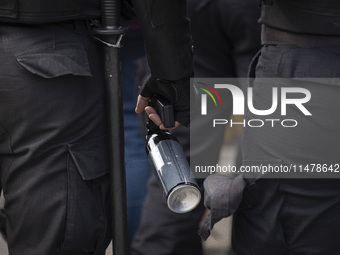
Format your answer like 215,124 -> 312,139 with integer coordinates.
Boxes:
93,1 -> 129,254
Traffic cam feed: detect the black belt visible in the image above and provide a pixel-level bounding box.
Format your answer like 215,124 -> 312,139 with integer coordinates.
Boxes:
261,24 -> 340,47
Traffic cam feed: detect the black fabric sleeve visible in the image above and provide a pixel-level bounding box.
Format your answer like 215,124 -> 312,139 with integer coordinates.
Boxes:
130,0 -> 193,80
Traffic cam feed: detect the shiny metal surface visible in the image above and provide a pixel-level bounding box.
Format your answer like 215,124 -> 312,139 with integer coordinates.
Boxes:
167,184 -> 201,213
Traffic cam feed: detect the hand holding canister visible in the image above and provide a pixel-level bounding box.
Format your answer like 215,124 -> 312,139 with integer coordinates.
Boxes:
145,97 -> 201,213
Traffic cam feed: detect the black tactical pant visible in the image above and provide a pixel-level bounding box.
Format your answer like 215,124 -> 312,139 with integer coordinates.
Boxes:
233,44 -> 340,254
0,22 -> 111,255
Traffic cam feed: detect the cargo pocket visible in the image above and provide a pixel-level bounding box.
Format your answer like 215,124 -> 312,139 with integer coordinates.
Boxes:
16,46 -> 92,79
233,178 -> 288,254
61,136 -> 111,254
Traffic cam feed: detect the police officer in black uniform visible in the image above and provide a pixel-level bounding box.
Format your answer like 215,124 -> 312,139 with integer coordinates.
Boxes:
230,1 -> 340,254
0,0 -> 192,254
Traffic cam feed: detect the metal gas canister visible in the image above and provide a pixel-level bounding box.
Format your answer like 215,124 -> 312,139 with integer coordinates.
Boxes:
145,97 -> 201,213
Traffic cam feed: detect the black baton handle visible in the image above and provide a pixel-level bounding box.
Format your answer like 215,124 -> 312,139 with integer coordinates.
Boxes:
101,0 -> 120,26
95,1 -> 129,255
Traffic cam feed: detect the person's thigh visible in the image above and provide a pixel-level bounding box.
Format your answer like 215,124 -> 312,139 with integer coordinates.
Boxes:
0,22 -> 111,255
235,45 -> 340,254
243,45 -> 340,167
